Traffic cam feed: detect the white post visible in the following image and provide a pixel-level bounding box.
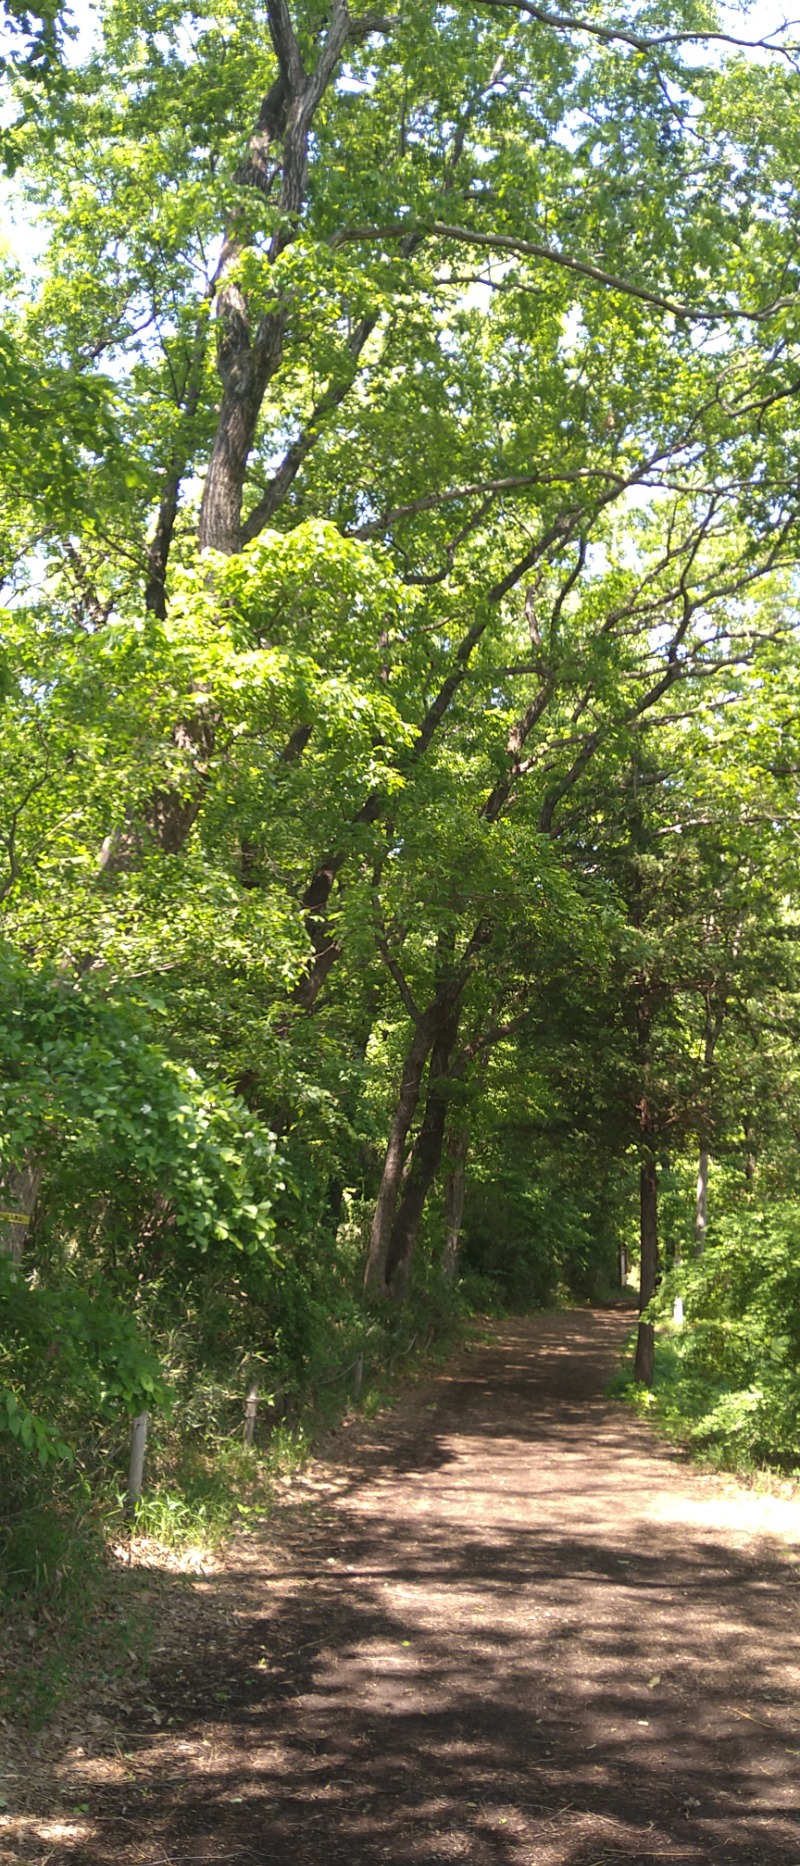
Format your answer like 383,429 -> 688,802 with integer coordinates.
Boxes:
128,1411 -> 149,1504
244,1381 -> 259,1446
352,1353 -> 363,1401
695,1148 -> 709,1254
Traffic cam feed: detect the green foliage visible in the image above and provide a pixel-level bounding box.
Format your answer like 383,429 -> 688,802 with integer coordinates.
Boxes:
0,327 -> 117,521
644,1205 -> 800,1469
0,1384 -> 72,1465
0,952 -> 281,1261
0,1254 -> 170,1446
0,1433 -> 160,1728
2,0 -> 800,1669
127,1440 -> 273,1549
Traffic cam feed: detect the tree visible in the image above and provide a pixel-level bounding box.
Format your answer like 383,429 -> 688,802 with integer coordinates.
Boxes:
4,0 -> 800,1529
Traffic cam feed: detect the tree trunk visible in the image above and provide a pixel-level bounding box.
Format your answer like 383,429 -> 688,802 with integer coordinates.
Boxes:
383,1007 -> 461,1299
633,1151 -> 658,1385
98,711 -> 216,871
243,1382 -> 259,1446
240,313 -> 379,546
671,1240 -> 684,1327
442,1123 -> 470,1283
145,313 -> 210,614
199,334 -> 285,555
694,1147 -> 709,1255
198,7 -> 354,557
127,1411 -> 149,1508
0,1159 -> 42,1262
292,796 -> 383,1013
694,988 -> 720,1254
145,464 -> 184,617
363,1012 -> 438,1297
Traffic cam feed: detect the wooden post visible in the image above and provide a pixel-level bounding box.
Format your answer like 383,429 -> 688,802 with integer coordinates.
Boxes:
127,1411 -> 149,1505
352,1353 -> 363,1402
244,1381 -> 259,1446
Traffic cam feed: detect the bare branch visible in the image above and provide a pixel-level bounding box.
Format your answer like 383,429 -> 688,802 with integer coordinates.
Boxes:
347,469 -> 623,540
461,1002 -> 534,1063
335,219 -> 800,325
409,508 -> 581,763
474,0 -> 800,64
348,9 -> 399,41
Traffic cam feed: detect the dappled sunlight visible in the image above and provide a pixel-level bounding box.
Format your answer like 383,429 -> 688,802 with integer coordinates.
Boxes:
643,1486 -> 800,1543
38,1311 -> 800,1866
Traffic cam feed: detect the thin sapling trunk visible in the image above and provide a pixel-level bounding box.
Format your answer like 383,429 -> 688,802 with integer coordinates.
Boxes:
634,1150 -> 659,1386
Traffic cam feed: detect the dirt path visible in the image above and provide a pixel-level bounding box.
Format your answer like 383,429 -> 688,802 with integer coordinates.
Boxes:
23,1310 -> 800,1866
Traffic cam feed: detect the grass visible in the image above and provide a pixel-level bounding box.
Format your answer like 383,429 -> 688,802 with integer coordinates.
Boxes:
129,1440 -> 274,1548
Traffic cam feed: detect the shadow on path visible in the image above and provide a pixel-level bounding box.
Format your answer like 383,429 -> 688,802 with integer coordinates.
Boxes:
54,1311 -> 800,1866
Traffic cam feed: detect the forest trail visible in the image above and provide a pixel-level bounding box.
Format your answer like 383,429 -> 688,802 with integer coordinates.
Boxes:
50,1311 -> 800,1866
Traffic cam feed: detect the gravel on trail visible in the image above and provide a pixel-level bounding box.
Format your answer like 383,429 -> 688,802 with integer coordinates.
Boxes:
16,1308 -> 800,1866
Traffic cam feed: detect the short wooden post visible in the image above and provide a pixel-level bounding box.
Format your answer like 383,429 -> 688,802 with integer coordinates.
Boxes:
127,1410 -> 149,1505
352,1353 -> 363,1401
244,1381 -> 259,1446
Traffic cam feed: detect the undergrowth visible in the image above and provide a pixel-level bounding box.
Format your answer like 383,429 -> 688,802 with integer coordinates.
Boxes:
0,1450 -> 159,1729
615,1324 -> 800,1483
0,1282 -> 468,1731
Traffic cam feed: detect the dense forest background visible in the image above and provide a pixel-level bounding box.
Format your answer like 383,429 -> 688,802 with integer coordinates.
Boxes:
3,0 -> 800,1611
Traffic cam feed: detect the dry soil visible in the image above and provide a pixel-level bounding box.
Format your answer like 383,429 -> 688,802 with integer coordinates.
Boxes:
7,1307 -> 800,1866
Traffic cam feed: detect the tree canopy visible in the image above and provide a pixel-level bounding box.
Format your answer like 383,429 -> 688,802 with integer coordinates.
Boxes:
3,0 -> 800,1543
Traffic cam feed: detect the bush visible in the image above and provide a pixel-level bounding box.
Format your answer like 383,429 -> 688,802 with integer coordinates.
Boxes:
644,1201 -> 800,1470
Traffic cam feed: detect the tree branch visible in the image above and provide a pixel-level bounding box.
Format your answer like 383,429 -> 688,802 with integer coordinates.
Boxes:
242,314 -> 379,543
335,219 -> 800,324
474,0 -> 800,64
347,470 -> 622,541
266,0 -> 305,91
460,1001 -> 534,1063
373,895 -> 423,1024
